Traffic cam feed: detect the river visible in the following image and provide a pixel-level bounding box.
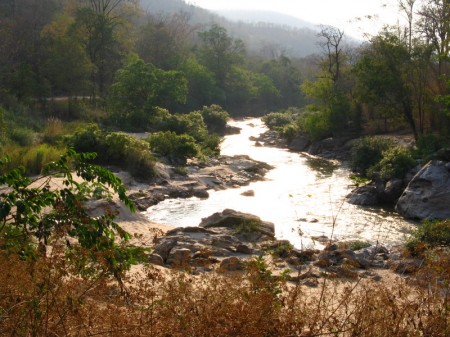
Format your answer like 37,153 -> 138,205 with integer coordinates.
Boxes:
144,118 -> 415,249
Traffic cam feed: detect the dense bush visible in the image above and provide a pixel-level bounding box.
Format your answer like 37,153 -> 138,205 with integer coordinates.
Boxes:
263,111 -> 295,130
65,124 -> 104,154
351,137 -> 395,176
148,131 -> 199,164
407,219 -> 450,256
298,109 -> 331,141
414,133 -> 450,161
199,104 -> 230,134
367,145 -> 416,180
200,133 -> 222,156
8,127 -> 37,147
66,126 -> 157,180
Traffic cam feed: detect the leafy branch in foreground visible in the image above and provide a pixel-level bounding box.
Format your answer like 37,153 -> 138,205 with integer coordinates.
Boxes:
0,148 -> 145,281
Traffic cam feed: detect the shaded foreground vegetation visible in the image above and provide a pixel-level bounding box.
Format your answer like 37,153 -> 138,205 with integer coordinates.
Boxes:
0,249 -> 448,336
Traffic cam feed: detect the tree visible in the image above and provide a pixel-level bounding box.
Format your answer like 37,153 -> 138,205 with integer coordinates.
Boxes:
301,26 -> 355,137
417,0 -> 450,85
180,57 -> 223,110
318,25 -> 345,83
197,24 -> 245,85
136,12 -> 195,70
259,55 -> 304,109
354,32 -> 418,139
40,13 -> 92,99
70,0 -> 137,102
0,0 -> 62,103
108,54 -> 187,128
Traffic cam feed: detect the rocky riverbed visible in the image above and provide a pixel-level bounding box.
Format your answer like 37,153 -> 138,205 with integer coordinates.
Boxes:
124,155 -> 273,211
144,208 -> 421,285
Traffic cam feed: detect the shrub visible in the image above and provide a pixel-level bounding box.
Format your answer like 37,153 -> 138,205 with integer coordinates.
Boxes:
200,133 -> 222,156
199,104 -> 230,134
368,145 -> 416,180
66,127 -> 156,180
407,219 -> 450,256
148,131 -> 199,164
414,133 -> 450,161
351,137 -> 395,176
263,111 -> 294,130
65,123 -> 104,154
8,127 -> 36,146
298,109 -> 331,141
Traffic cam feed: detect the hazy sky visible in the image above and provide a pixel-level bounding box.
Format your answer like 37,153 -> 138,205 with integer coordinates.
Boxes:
188,0 -> 415,39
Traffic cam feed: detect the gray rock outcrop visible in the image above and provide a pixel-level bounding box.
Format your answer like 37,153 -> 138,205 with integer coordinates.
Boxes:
396,160 -> 450,219
199,209 -> 275,241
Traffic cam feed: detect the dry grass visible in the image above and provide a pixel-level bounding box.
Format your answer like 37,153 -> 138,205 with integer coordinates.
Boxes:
0,245 -> 448,337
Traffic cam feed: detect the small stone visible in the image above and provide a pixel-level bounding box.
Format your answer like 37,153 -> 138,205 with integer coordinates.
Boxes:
219,257 -> 245,272
235,244 -> 253,254
148,253 -> 164,266
241,190 -> 255,197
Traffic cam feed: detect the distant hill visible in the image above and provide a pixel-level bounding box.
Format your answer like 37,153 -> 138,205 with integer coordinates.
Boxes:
139,0 -> 322,57
213,9 -> 318,31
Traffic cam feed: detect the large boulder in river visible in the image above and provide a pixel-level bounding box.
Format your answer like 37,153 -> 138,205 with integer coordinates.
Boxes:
396,160 -> 450,219
288,134 -> 310,151
199,209 -> 275,241
347,185 -> 379,206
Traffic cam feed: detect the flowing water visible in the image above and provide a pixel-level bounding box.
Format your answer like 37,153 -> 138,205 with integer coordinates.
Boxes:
144,118 -> 415,249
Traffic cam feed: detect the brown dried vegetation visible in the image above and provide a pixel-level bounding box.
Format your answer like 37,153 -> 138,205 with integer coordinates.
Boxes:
0,245 -> 448,337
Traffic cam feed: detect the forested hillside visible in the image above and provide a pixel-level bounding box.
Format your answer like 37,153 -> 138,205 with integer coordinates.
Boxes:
140,0 -> 322,57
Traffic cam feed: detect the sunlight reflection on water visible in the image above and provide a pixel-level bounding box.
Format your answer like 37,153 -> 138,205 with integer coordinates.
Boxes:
144,118 -> 416,248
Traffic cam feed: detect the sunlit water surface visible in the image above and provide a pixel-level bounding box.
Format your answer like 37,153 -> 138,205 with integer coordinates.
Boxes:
144,119 -> 415,248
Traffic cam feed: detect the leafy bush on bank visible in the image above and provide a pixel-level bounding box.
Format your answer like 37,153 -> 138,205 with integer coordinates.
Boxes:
407,219 -> 450,256
148,131 -> 199,164
66,126 -> 157,180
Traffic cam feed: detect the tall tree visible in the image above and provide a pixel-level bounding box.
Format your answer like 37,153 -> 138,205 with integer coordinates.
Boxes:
70,0 -> 137,102
197,24 -> 245,85
354,32 -> 418,139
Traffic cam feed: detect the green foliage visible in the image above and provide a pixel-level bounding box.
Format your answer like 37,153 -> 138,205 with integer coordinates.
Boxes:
66,126 -> 156,180
8,127 -> 37,147
103,132 -> 156,180
263,111 -> 295,130
199,104 -> 230,134
347,240 -> 371,251
41,117 -> 65,145
180,58 -> 223,109
245,256 -> 287,304
350,137 -> 395,176
198,24 -> 245,83
0,149 -> 143,280
200,133 -> 222,156
108,54 -> 187,129
1,144 -> 65,175
407,220 -> 450,256
148,131 -> 199,164
414,133 -> 450,161
234,219 -> 262,235
298,108 -> 331,141
368,146 -> 416,180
